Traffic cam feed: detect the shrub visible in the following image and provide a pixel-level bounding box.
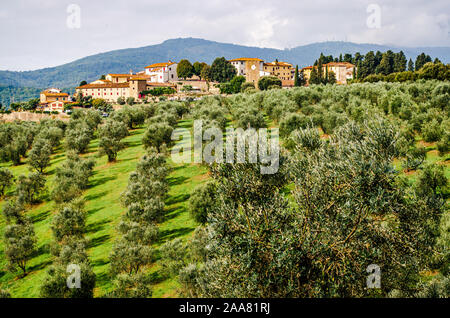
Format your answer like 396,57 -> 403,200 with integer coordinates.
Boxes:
117,97 -> 126,105
126,97 -> 135,106
402,146 -> 427,171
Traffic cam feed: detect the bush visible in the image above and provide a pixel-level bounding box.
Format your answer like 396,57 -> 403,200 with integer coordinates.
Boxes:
117,97 -> 126,105
402,146 -> 427,171
126,97 -> 135,106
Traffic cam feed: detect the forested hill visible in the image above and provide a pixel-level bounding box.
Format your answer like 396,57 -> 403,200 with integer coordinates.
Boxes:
1,38 -> 450,89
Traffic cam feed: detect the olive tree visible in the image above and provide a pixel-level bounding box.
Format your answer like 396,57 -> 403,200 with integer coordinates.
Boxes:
0,168 -> 14,198
142,123 -> 174,152
188,181 -> 217,224
28,138 -> 52,173
15,172 -> 46,205
98,119 -> 129,162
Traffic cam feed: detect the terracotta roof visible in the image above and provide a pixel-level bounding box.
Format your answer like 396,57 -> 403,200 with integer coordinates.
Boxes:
145,61 -> 176,69
76,82 -> 130,89
146,83 -> 177,88
324,62 -> 355,67
41,100 -> 70,105
301,66 -> 313,70
129,75 -> 151,81
107,74 -> 132,77
41,92 -> 69,97
229,58 -> 264,62
264,61 -> 293,67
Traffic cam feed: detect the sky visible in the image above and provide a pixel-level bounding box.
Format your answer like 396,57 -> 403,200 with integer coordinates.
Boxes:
0,0 -> 449,71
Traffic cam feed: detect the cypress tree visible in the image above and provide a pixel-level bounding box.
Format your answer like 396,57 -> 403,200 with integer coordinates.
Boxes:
408,58 -> 414,72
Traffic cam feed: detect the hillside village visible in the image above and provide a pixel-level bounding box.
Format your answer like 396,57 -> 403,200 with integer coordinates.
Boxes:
38,57 -> 356,113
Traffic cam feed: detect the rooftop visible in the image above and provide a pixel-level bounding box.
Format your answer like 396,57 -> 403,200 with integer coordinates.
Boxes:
229,58 -> 264,62
145,61 -> 176,69
76,82 -> 130,89
107,74 -> 132,77
41,92 -> 69,97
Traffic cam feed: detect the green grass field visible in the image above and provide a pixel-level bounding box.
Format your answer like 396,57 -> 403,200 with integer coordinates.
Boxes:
0,113 -> 448,297
0,118 -> 208,298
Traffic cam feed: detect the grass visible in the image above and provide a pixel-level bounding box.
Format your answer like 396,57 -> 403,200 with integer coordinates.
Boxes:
0,118 -> 209,297
0,113 -> 448,297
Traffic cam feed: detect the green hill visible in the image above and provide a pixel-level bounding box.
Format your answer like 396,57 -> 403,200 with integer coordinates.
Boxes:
1,38 -> 449,89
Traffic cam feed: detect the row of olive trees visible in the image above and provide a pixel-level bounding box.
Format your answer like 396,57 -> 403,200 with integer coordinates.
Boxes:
108,148 -> 169,297
0,119 -> 64,284
40,151 -> 96,297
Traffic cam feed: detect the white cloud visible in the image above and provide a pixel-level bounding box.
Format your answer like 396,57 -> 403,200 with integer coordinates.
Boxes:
0,0 -> 449,70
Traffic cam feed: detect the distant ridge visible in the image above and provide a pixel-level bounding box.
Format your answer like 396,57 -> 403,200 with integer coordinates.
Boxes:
1,37 -> 449,89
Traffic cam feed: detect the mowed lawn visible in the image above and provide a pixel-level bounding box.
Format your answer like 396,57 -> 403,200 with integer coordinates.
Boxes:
0,119 -> 208,298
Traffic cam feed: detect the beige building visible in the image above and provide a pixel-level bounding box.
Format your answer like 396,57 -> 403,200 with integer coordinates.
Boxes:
76,75 -> 176,103
105,74 -> 133,83
323,62 -> 355,84
263,61 -> 294,81
229,58 -> 270,84
39,89 -> 70,113
302,62 -> 356,84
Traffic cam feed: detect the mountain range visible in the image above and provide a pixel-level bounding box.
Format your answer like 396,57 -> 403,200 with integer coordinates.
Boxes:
1,37 -> 450,90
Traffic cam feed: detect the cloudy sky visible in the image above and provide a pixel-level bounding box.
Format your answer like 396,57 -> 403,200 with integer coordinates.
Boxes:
0,0 -> 449,71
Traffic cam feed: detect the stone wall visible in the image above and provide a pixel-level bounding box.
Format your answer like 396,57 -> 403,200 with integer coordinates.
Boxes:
0,112 -> 70,123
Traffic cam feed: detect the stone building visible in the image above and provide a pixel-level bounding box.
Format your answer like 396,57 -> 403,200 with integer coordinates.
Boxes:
229,58 -> 270,85
263,61 -> 294,81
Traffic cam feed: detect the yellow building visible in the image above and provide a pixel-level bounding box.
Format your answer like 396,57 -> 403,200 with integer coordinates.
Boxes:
39,89 -> 70,113
263,61 -> 294,81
